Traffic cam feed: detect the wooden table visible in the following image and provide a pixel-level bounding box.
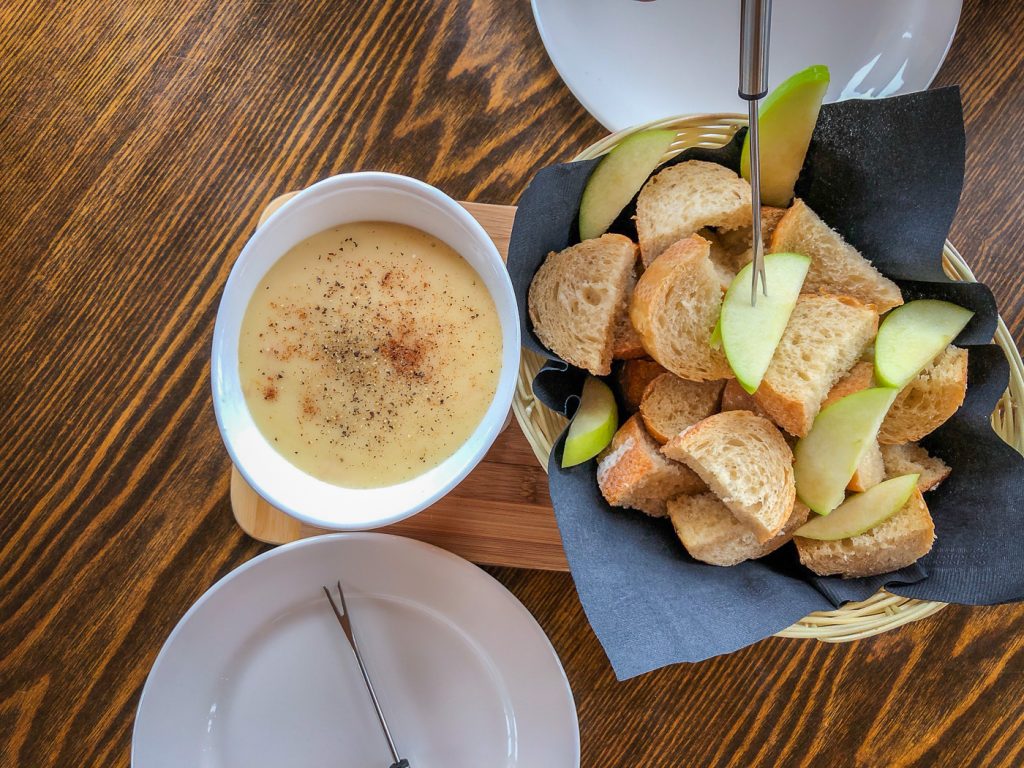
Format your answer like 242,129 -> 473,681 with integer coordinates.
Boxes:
2,2 -> 1023,765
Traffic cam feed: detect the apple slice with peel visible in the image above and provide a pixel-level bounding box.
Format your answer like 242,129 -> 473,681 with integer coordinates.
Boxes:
741,64 -> 830,207
721,252 -> 810,393
562,377 -> 619,468
795,387 -> 899,515
875,299 -> 974,389
578,129 -> 676,241
794,474 -> 920,540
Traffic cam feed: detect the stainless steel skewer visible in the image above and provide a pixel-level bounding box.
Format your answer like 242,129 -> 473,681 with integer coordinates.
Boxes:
739,0 -> 772,305
323,582 -> 410,768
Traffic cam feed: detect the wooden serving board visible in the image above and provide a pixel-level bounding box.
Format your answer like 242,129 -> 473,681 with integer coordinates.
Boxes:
231,194 -> 568,570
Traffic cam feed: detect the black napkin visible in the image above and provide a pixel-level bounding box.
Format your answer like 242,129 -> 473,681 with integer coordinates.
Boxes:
507,87 -> 1024,679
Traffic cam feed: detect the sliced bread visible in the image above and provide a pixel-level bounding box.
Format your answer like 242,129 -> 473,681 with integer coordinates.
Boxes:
796,487 -> 935,578
617,358 -> 668,413
635,160 -> 751,265
611,256 -> 647,359
597,414 -> 706,516
721,378 -> 772,418
668,494 -> 810,567
663,410 -> 795,542
820,361 -> 875,410
770,199 -> 903,313
754,295 -> 879,436
629,234 -> 732,382
639,373 -> 725,444
528,233 -> 638,375
847,439 -> 884,492
700,227 -> 738,290
881,442 -> 952,493
612,308 -> 647,359
715,206 -> 789,273
878,346 -> 968,444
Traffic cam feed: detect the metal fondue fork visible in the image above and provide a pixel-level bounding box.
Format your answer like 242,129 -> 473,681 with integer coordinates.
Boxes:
323,581 -> 410,768
740,0 -> 773,305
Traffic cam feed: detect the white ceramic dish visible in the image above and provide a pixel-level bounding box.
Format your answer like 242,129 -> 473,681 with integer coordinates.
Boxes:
132,533 -> 580,767
532,0 -> 962,131
211,172 -> 520,530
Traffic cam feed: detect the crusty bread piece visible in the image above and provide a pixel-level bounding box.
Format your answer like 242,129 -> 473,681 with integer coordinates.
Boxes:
796,488 -> 935,578
639,373 -> 725,444
754,295 -> 879,437
770,199 -> 903,313
629,235 -> 732,382
663,410 -> 795,542
848,439 -> 884,492
528,234 -> 638,375
668,494 -> 810,567
881,442 -> 951,493
597,414 -> 705,516
612,308 -> 647,359
820,361 -> 875,410
611,257 -> 647,359
721,378 -> 771,417
636,161 -> 751,265
715,206 -> 789,273
720,379 -> 796,446
879,346 -> 968,444
617,358 -> 668,413
696,227 -> 738,290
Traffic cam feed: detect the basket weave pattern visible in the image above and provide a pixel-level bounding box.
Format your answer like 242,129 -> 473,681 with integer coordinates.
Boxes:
511,114 -> 1024,642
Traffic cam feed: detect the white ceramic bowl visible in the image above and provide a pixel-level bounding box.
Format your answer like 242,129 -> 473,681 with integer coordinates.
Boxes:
212,172 -> 520,530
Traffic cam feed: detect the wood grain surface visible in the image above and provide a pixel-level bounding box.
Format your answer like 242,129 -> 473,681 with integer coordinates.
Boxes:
1,1 -> 1023,766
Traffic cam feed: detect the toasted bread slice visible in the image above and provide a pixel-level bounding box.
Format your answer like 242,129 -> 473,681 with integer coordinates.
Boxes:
639,373 -> 725,444
699,227 -> 738,290
754,295 -> 879,436
770,199 -> 903,313
636,160 -> 751,265
528,234 -> 638,375
617,359 -> 668,413
878,346 -> 968,444
715,206 -> 789,272
820,361 -> 875,410
721,378 -> 770,416
597,415 -> 706,516
668,494 -> 810,567
629,235 -> 732,382
663,410 -> 795,542
796,488 -> 935,578
881,442 -> 951,493
848,439 -> 884,492
612,309 -> 647,359
611,257 -> 647,359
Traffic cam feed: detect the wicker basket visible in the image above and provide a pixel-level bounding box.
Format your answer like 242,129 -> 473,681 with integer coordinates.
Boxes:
511,113 -> 1024,642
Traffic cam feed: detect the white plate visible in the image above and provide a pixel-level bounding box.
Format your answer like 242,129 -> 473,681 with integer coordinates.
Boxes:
133,534 -> 579,767
532,0 -> 962,131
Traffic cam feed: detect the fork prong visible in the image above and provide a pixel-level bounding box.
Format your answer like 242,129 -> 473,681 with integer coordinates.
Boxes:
336,580 -> 348,616
322,585 -> 346,624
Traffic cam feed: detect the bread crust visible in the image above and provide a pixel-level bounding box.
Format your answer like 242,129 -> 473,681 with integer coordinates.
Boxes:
663,410 -> 795,542
796,488 -> 935,577
629,235 -> 732,382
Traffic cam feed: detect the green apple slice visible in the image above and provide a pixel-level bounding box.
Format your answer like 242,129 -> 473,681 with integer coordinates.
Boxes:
709,316 -> 722,350
875,299 -> 974,389
794,474 -> 920,540
562,377 -> 618,468
578,129 -> 676,241
720,252 -> 810,393
741,64 -> 830,207
795,387 -> 899,515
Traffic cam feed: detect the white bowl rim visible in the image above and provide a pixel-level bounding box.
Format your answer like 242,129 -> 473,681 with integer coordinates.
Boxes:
211,171 -> 521,530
